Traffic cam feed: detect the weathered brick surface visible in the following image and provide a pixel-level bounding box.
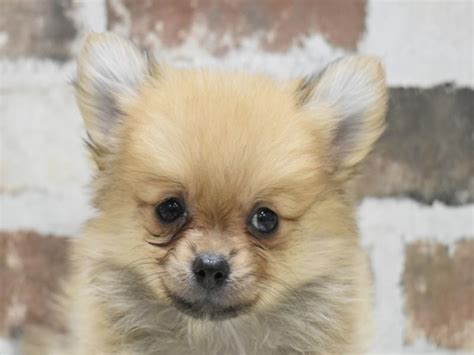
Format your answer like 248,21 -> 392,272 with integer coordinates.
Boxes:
107,0 -> 366,54
403,240 -> 474,349
358,85 -> 474,205
0,0 -> 77,60
0,231 -> 70,336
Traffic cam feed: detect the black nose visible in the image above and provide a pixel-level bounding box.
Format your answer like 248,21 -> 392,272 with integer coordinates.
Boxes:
192,253 -> 230,290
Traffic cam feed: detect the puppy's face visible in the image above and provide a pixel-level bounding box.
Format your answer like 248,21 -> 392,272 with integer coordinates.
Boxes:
76,33 -> 387,320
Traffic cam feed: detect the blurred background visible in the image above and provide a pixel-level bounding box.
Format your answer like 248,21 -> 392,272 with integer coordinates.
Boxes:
0,0 -> 472,354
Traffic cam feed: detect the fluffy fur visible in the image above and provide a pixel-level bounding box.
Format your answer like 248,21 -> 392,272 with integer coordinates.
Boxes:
36,32 -> 387,355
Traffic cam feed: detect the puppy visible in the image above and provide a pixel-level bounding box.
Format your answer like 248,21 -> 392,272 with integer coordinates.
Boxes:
46,32 -> 387,354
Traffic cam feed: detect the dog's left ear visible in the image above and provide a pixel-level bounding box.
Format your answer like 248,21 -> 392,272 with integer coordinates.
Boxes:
297,56 -> 388,180
75,32 -> 155,157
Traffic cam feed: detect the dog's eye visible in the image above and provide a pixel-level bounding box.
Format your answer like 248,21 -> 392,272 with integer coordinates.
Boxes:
155,198 -> 186,224
248,207 -> 278,236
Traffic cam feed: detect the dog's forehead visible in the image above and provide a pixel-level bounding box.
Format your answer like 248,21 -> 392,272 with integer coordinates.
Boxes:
121,70 -> 323,210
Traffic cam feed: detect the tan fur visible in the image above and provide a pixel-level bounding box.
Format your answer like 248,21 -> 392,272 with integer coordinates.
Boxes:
36,33 -> 387,355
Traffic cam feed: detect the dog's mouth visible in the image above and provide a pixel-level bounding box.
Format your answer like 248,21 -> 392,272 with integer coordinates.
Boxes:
168,292 -> 254,320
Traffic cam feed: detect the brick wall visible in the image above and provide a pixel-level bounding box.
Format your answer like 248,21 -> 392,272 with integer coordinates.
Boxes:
1,1 -> 473,353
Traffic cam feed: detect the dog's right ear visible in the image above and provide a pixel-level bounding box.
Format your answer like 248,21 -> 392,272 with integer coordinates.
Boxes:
295,56 -> 387,181
75,32 -> 155,164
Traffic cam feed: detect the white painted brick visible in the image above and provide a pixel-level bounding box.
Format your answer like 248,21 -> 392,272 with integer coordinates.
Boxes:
361,0 -> 473,87
0,189 -> 93,236
0,61 -> 91,194
0,338 -> 18,355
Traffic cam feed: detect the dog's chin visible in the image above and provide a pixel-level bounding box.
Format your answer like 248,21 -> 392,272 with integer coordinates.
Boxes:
168,292 -> 254,321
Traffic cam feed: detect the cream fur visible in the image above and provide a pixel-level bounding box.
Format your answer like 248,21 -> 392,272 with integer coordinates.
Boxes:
32,33 -> 387,355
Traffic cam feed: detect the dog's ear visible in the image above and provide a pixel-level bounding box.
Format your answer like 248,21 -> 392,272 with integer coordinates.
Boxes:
297,56 -> 387,180
75,32 -> 155,158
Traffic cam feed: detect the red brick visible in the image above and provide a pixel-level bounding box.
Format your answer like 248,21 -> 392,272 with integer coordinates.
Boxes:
403,240 -> 474,349
0,231 -> 70,336
107,0 -> 366,54
0,0 -> 77,60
